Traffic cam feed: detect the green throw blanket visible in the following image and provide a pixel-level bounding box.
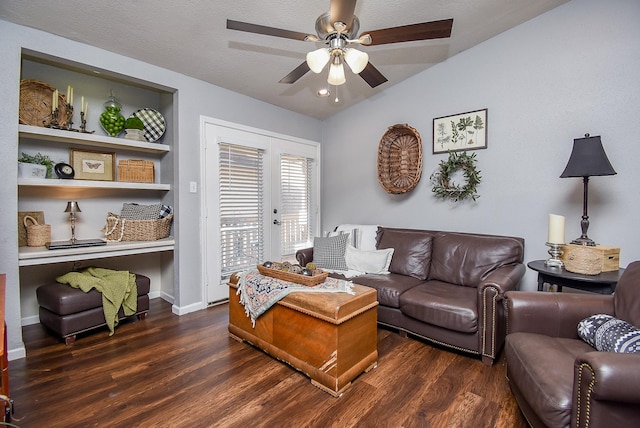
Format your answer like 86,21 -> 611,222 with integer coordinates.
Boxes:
56,267 -> 137,335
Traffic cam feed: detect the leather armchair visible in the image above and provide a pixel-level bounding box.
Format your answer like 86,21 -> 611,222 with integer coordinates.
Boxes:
504,261 -> 640,428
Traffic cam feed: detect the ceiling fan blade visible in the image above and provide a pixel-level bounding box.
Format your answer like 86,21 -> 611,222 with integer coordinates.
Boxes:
359,62 -> 388,88
227,19 -> 311,41
330,0 -> 357,29
363,18 -> 453,46
279,62 -> 311,84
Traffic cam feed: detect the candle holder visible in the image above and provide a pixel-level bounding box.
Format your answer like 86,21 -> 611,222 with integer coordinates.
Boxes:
64,104 -> 74,131
79,111 -> 95,134
545,242 -> 564,268
47,108 -> 60,128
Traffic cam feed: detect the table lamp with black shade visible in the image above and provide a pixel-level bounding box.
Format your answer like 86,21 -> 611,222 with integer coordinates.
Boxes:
560,134 -> 616,246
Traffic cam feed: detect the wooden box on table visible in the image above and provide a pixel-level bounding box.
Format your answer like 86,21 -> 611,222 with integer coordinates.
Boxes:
228,273 -> 378,397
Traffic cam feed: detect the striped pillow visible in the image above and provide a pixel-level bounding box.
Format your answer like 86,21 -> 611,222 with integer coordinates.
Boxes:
313,234 -> 349,270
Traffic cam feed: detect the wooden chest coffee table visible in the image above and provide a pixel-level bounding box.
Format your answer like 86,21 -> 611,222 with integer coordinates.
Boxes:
228,274 -> 378,397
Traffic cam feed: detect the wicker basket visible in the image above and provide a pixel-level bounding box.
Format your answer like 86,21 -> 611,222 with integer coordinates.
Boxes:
118,160 -> 155,183
257,264 -> 328,286
19,79 -> 68,127
104,213 -> 173,241
378,124 -> 423,194
564,246 -> 602,275
23,215 -> 51,247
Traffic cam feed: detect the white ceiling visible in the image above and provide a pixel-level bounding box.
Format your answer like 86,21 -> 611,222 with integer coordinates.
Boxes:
0,0 -> 569,120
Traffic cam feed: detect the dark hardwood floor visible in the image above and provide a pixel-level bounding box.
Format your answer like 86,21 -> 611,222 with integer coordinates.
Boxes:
8,299 -> 526,427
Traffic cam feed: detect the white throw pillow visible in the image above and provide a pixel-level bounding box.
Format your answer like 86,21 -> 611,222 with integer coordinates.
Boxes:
345,244 -> 394,274
327,229 -> 359,248
336,224 -> 380,251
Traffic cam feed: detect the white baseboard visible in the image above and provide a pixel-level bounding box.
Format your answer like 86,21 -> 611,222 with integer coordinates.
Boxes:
172,301 -> 206,315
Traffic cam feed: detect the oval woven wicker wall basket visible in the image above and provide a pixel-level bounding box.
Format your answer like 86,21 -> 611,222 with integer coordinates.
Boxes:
377,123 -> 423,194
19,79 -> 68,127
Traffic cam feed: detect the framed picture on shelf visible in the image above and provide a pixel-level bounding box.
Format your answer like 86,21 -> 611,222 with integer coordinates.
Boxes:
70,148 -> 115,181
433,108 -> 488,154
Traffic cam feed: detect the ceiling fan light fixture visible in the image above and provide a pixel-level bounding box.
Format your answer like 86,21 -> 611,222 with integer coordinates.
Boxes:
344,48 -> 369,74
327,61 -> 346,86
357,34 -> 372,45
306,48 -> 331,73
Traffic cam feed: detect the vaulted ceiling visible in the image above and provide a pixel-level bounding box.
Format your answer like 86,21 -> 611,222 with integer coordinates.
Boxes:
0,0 -> 569,119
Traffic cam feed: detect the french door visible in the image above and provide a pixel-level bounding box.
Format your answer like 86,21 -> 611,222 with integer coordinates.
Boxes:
202,118 -> 320,303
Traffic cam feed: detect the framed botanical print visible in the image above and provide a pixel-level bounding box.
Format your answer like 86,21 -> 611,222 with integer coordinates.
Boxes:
433,108 -> 487,154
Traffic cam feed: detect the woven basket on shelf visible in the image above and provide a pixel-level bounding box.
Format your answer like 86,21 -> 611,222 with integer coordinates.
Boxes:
23,215 -> 51,247
19,79 -> 68,127
118,160 -> 155,183
377,123 -> 423,194
563,246 -> 602,275
104,213 -> 173,242
257,265 -> 328,286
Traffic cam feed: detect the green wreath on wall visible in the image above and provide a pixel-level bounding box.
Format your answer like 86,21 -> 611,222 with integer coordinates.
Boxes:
430,151 -> 482,202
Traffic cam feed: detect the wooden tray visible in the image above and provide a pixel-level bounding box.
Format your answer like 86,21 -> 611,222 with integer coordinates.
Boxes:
257,265 -> 328,286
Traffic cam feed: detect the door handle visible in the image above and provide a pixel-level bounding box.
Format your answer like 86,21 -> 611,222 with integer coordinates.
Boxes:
273,219 -> 281,225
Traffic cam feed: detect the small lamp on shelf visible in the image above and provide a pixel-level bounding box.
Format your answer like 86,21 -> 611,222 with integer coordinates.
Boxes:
560,134 -> 616,246
64,201 -> 81,243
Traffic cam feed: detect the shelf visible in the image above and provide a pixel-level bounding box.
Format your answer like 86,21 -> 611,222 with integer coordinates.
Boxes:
18,237 -> 175,266
18,178 -> 170,191
19,125 -> 170,154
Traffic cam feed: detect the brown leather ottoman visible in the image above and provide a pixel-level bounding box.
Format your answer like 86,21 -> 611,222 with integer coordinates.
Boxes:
36,274 -> 150,345
228,273 -> 378,396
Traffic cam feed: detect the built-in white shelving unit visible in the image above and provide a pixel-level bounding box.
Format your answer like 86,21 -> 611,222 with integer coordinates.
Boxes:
16,50 -> 177,325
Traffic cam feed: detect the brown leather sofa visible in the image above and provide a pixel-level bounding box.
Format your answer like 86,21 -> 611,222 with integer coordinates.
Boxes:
296,226 -> 525,365
504,261 -> 640,428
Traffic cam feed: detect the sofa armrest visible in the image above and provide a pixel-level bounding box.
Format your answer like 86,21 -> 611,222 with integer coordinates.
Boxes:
479,263 -> 525,294
477,264 -> 525,364
574,352 -> 640,427
504,291 -> 615,338
295,247 -> 313,267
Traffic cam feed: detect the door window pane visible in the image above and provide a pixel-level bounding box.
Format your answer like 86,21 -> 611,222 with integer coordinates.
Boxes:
219,143 -> 264,280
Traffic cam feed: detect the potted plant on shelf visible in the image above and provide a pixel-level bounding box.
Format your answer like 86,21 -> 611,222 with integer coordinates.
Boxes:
124,116 -> 146,141
18,152 -> 54,178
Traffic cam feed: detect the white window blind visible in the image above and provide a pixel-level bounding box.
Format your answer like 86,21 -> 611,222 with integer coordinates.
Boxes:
280,154 -> 313,257
219,143 -> 264,280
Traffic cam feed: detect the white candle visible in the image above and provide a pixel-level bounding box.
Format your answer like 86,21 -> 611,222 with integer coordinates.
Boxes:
53,89 -> 58,110
548,214 -> 565,244
69,86 -> 73,106
81,96 -> 84,114
52,91 -> 56,112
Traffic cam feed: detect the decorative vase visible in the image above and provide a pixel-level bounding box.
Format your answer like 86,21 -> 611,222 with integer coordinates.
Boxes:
99,94 -> 125,137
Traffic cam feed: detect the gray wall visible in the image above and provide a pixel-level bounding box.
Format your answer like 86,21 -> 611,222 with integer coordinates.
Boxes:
320,0 -> 640,290
0,19 -> 322,357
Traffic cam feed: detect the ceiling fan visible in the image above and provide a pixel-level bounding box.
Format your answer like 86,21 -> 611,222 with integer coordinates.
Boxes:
227,0 -> 453,88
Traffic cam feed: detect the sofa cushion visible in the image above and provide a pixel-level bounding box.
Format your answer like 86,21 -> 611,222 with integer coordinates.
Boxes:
578,314 -> 640,353
376,228 -> 433,280
398,280 -> 478,333
429,232 -> 524,287
505,333 -> 595,428
353,273 -> 424,308
313,234 -> 349,270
